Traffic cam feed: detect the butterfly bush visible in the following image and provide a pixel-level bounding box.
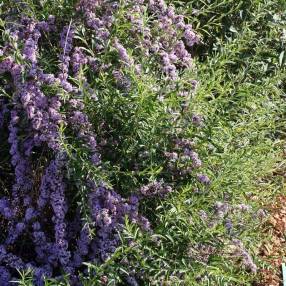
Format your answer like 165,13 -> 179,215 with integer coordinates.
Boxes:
0,0 -> 202,284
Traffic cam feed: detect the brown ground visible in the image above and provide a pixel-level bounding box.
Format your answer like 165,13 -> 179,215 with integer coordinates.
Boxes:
256,196 -> 286,286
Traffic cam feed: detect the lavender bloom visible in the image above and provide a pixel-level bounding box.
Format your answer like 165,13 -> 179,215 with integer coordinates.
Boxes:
23,36 -> 38,64
34,265 -> 52,286
0,198 -> 13,219
88,56 -> 100,72
25,207 -> 38,221
192,114 -> 203,126
21,20 -> 41,66
184,24 -> 199,47
38,72 -> 56,85
0,57 -> 13,74
38,165 -> 52,209
91,153 -> 101,166
225,218 -> 233,233
32,223 -> 58,268
126,275 -> 139,286
197,174 -> 210,185
68,107 -> 101,164
190,151 -> 202,168
256,209 -> 267,219
0,267 -> 11,286
149,0 -> 167,13
188,243 -> 216,264
72,48 -> 88,75
5,222 -> 26,245
36,15 -> 55,33
147,1 -> 197,76
58,24 -> 75,90
73,226 -> 90,267
70,111 -> 88,126
174,41 -> 192,67
139,180 -> 172,197
167,138 -> 203,176
76,0 -> 99,13
19,83 -> 62,150
163,64 -> 177,80
235,204 -> 251,212
89,185 -> 149,260
114,39 -> 134,66
175,138 -> 194,149
160,52 -> 178,79
164,151 -> 178,162
0,52 -> 62,152
232,239 -> 257,273
0,245 -> 7,262
60,24 -> 74,55
46,157 -> 71,268
112,70 -> 131,90
77,0 -> 115,49
8,109 -> 33,202
0,1 -> 200,282
69,99 -> 84,110
215,201 -> 229,219
0,245 -> 26,270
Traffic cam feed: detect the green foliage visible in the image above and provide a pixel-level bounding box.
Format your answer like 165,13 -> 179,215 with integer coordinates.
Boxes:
2,0 -> 286,284
70,1 -> 286,285
13,269 -> 69,286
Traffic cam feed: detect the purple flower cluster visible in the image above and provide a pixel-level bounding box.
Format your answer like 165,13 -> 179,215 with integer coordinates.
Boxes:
114,39 -> 134,66
59,24 -> 75,84
164,138 -> 210,185
76,0 -> 114,50
76,0 -> 198,80
188,243 -> 216,264
231,239 -> 257,273
112,70 -> 131,91
72,48 -> 88,75
215,201 -> 229,219
147,1 -> 199,79
0,266 -> 11,286
0,0 -> 199,284
139,180 -> 172,197
88,185 -> 149,261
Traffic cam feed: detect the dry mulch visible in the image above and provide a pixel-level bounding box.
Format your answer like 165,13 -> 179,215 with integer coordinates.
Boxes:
255,195 -> 286,286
